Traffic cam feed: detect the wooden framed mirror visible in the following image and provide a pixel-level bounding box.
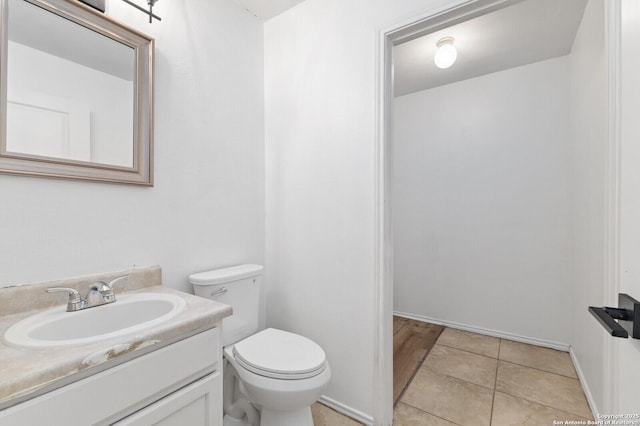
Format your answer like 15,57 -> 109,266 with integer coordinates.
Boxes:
0,0 -> 153,185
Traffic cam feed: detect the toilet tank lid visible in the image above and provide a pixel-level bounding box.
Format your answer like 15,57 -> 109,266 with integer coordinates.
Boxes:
189,264 -> 263,286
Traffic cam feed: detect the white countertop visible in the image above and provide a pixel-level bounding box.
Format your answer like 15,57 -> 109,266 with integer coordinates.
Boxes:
0,267 -> 231,410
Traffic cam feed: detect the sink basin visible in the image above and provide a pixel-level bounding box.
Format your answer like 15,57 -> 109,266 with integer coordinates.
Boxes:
3,293 -> 186,349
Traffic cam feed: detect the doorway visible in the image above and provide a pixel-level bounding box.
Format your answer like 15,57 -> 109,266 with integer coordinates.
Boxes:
373,0 -> 619,423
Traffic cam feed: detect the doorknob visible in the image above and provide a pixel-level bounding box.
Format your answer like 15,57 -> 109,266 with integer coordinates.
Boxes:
589,294 -> 640,339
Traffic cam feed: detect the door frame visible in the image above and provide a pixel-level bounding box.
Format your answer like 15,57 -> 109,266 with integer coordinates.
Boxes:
603,0 -> 621,414
372,0 -> 621,422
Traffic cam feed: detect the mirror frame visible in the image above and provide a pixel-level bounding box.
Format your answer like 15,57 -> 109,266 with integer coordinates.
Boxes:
0,0 -> 154,185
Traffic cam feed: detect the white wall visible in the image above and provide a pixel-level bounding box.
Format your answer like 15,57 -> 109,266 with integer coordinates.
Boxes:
0,0 -> 265,293
264,0 -> 468,420
567,0 -> 607,414
393,56 -> 572,345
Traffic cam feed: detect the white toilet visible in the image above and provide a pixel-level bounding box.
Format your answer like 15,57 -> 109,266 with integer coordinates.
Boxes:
190,264 -> 331,426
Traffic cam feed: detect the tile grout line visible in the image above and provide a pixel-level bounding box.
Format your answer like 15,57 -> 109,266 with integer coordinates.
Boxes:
492,340 -> 579,379
397,400 -> 464,426
421,364 -> 496,391
438,340 -> 579,380
498,359 -> 581,381
417,330 -> 501,392
410,353 -> 496,424
436,341 -> 500,360
438,331 -> 576,371
489,338 -> 501,425
491,391 -> 594,422
495,359 -> 592,419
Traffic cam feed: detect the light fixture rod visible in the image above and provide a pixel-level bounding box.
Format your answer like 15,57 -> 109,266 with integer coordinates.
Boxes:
121,0 -> 162,23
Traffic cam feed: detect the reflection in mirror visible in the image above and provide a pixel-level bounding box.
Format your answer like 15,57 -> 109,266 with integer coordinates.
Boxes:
7,0 -> 135,167
0,0 -> 154,185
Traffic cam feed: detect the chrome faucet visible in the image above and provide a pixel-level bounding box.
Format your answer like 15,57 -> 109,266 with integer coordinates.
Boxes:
45,275 -> 129,312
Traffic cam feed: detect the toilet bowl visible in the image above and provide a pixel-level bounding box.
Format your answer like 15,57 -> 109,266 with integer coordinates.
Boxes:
224,328 -> 331,426
190,265 -> 331,426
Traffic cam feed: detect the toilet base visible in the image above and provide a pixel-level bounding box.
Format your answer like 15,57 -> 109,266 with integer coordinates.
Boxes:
223,414 -> 251,426
260,406 -> 313,426
222,406 -> 313,426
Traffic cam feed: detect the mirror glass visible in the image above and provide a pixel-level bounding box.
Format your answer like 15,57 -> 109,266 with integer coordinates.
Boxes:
7,0 -> 134,167
0,0 -> 153,185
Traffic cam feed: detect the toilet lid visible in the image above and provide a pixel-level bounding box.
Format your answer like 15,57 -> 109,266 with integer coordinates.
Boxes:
233,328 -> 327,379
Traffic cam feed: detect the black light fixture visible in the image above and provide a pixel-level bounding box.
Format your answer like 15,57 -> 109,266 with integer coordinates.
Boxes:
121,0 -> 162,23
78,0 -> 161,22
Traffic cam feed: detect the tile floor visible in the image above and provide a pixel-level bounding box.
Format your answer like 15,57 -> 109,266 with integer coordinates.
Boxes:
315,327 -> 594,426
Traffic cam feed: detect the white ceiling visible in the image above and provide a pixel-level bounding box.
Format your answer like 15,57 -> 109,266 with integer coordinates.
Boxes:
394,0 -> 588,97
234,0 -> 306,21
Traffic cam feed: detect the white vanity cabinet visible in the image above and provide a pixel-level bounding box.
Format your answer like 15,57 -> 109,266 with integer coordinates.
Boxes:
115,372 -> 220,425
0,327 -> 222,426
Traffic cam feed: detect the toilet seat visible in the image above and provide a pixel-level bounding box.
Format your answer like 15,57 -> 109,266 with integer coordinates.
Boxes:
232,328 -> 327,380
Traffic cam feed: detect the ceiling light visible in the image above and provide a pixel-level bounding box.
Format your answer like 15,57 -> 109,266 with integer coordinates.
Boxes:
434,37 -> 457,69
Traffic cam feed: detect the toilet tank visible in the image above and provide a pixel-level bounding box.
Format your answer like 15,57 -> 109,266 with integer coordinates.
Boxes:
189,264 -> 263,347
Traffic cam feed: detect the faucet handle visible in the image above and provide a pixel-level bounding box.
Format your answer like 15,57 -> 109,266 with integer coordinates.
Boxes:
46,287 -> 83,312
91,275 -> 128,303
89,281 -> 112,298
107,275 -> 129,290
90,281 -> 111,292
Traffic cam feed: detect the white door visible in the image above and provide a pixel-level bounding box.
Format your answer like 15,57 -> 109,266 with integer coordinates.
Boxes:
6,89 -> 91,162
617,0 -> 640,414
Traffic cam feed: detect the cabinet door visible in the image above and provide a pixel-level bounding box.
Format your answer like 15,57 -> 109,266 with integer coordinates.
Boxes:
114,372 -> 221,426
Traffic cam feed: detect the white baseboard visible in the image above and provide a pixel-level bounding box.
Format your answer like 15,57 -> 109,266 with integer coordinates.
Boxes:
393,311 -> 571,352
569,347 -> 600,420
318,395 -> 374,426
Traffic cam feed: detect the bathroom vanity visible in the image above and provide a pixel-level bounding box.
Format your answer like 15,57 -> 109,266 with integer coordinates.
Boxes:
0,267 -> 231,425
